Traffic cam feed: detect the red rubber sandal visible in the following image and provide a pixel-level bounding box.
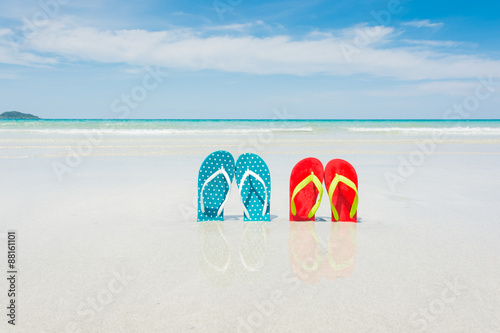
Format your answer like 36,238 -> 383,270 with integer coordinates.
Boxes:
324,159 -> 358,222
289,158 -> 324,221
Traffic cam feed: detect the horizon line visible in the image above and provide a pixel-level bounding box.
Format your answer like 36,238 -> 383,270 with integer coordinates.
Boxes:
1,118 -> 500,121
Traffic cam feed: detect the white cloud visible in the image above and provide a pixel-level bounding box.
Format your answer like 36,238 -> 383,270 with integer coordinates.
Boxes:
336,24 -> 397,44
402,19 -> 444,29
2,19 -> 500,81
0,44 -> 57,66
402,39 -> 465,47
0,28 -> 12,37
204,21 -> 262,32
203,21 -> 283,34
0,28 -> 57,66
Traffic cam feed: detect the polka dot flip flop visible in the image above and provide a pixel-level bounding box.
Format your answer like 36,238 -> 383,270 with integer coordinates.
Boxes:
197,150 -> 235,222
235,153 -> 271,222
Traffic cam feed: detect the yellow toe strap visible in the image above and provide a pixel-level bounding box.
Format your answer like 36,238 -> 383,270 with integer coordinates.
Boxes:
328,174 -> 358,221
291,172 -> 323,219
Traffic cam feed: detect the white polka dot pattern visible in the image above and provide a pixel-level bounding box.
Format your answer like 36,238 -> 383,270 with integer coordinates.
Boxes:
197,150 -> 235,222
235,153 -> 271,222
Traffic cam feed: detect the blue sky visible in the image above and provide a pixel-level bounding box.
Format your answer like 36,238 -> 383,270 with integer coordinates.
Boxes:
0,0 -> 499,119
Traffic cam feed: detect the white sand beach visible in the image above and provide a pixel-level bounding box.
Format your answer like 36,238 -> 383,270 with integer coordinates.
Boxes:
1,121 -> 500,332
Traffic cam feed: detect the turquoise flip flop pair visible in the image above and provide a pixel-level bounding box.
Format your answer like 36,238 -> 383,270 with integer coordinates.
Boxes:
197,151 -> 271,222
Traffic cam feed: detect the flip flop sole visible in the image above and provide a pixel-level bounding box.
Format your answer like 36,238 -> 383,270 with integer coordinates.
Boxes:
289,157 -> 324,221
324,159 -> 358,222
235,153 -> 271,222
197,150 -> 235,222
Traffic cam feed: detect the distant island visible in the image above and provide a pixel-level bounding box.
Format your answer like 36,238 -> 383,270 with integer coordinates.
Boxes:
0,111 -> 40,119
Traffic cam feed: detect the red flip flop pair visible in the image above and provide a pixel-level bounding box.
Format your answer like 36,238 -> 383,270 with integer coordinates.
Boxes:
289,158 -> 358,222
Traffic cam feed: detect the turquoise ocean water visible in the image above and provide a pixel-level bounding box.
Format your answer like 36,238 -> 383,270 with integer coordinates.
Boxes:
1,119 -> 500,136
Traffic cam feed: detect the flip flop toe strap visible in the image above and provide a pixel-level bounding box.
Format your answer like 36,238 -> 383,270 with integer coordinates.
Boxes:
238,169 -> 269,219
328,174 -> 358,221
291,172 -> 323,219
200,166 -> 232,216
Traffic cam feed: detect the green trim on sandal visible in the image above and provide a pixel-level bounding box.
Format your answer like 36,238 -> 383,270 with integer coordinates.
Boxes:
291,172 -> 323,219
328,174 -> 358,221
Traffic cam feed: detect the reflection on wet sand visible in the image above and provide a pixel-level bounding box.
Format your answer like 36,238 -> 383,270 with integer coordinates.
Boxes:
199,222 -> 234,287
289,221 -> 357,283
239,222 -> 270,278
199,221 -> 269,286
